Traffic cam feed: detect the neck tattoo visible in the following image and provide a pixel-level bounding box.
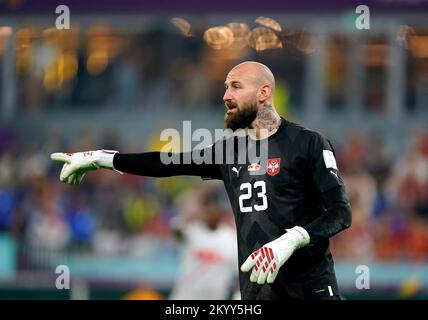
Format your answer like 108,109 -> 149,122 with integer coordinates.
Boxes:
256,103 -> 281,133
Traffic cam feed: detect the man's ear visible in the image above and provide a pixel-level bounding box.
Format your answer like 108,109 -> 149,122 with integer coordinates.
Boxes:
258,85 -> 272,102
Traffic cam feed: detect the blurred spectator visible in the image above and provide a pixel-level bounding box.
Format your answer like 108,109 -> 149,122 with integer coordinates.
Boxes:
110,49 -> 142,110
169,183 -> 238,300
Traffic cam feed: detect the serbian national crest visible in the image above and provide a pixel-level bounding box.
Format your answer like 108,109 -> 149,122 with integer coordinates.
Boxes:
266,158 -> 281,176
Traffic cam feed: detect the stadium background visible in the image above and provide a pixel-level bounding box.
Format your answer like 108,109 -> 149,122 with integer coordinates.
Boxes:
0,0 -> 428,299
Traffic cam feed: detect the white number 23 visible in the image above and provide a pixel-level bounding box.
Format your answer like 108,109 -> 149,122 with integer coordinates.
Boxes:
238,181 -> 268,213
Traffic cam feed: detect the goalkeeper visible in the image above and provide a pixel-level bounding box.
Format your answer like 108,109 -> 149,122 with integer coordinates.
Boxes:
51,61 -> 352,300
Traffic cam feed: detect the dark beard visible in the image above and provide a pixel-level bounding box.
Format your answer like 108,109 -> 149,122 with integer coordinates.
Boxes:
224,99 -> 258,131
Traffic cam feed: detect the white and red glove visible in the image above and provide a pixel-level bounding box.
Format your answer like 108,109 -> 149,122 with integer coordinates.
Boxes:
50,150 -> 121,184
240,226 -> 310,285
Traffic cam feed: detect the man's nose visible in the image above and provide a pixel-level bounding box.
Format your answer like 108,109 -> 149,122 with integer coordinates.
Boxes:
223,89 -> 232,102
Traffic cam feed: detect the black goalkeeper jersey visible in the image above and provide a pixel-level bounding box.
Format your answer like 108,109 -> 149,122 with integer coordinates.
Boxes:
113,117 -> 352,300
201,118 -> 350,299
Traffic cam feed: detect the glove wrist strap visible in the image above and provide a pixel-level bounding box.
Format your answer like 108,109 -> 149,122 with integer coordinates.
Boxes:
284,226 -> 310,249
96,150 -> 122,174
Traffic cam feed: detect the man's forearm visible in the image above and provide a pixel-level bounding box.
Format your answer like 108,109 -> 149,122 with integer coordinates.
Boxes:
304,186 -> 352,244
113,152 -> 220,178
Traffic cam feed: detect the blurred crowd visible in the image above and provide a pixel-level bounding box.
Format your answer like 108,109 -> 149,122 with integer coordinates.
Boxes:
0,121 -> 428,271
13,26 -> 311,116
0,123 -> 233,272
331,128 -> 428,261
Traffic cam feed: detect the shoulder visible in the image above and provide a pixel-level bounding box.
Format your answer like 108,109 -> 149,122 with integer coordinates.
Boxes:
285,120 -> 324,146
282,121 -> 335,164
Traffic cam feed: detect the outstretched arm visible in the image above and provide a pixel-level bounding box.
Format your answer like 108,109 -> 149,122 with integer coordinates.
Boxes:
50,148 -> 221,184
113,152 -> 220,178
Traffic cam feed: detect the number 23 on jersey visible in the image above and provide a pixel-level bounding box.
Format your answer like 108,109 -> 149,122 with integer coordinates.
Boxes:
238,181 -> 268,213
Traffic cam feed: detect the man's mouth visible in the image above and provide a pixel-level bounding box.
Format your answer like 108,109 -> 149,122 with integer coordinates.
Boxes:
226,103 -> 238,114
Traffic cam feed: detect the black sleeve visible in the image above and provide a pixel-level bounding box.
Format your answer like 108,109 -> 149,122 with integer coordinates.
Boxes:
113,148 -> 222,180
308,131 -> 344,192
303,131 -> 352,243
304,185 -> 352,244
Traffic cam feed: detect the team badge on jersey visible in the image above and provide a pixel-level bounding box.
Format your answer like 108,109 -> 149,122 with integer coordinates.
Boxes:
266,158 -> 281,176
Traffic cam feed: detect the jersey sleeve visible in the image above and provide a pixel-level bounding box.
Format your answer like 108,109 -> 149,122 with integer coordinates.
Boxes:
303,131 -> 352,243
199,140 -> 224,181
113,148 -> 222,179
307,131 -> 344,193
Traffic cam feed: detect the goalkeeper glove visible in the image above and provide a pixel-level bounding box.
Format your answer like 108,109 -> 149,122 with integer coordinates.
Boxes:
50,150 -> 121,184
240,226 -> 310,285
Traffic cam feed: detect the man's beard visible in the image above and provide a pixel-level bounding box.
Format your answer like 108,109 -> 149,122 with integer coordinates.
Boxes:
224,99 -> 258,131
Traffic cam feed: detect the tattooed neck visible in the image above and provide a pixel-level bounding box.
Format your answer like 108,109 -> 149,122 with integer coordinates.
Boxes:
252,103 -> 281,136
